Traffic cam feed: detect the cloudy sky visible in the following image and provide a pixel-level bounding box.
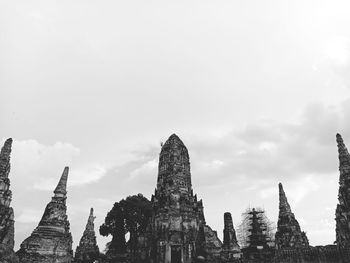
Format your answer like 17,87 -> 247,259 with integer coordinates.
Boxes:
1,0 -> 350,251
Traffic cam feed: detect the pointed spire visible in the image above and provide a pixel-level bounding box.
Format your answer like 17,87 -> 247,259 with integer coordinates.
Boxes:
0,138 -> 12,179
276,183 -> 309,249
86,207 -> 95,232
74,208 -> 100,263
279,182 -> 292,215
336,133 -> 350,181
54,166 -> 69,197
0,138 -> 12,158
335,133 -> 350,248
17,166 -> 73,262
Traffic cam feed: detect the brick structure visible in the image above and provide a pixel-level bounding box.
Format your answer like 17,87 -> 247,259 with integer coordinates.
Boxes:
74,208 -> 100,263
275,183 -> 309,249
17,167 -> 73,263
221,212 -> 241,261
147,134 -> 221,263
335,133 -> 350,249
0,138 -> 18,263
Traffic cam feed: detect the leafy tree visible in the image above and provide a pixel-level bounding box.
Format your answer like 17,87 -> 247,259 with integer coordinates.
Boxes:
100,194 -> 152,255
100,202 -> 127,254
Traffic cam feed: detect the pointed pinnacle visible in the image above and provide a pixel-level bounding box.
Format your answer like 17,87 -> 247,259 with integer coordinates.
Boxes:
165,133 -> 185,146
336,133 -> 350,169
0,138 -> 13,156
0,138 -> 13,179
86,207 -> 96,232
279,182 -> 292,215
54,166 -> 69,197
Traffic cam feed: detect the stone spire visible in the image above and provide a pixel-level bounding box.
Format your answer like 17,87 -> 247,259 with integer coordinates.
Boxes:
335,133 -> 350,248
54,166 -> 68,198
0,138 -> 18,262
275,183 -> 309,249
74,208 -> 100,263
157,133 -> 192,193
0,138 -> 13,208
17,167 -> 73,263
278,183 -> 292,215
221,212 -> 241,260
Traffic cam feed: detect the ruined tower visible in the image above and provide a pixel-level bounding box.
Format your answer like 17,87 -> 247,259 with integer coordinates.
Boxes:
335,133 -> 350,249
275,183 -> 309,249
221,212 -> 241,261
0,138 -> 18,263
74,208 -> 100,263
150,134 -> 211,263
17,167 -> 73,263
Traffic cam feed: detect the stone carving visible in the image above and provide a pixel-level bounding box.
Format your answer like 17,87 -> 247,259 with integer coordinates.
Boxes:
17,167 -> 73,263
74,208 -> 100,263
0,138 -> 18,263
275,183 -> 309,249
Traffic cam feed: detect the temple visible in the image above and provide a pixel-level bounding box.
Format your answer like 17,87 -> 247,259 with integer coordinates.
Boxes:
16,167 -> 73,263
74,208 -> 100,263
275,183 -> 309,249
0,138 -> 18,263
1,132 -> 350,262
148,134 -> 222,263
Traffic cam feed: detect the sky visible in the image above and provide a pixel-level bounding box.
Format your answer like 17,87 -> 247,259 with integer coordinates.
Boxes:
1,0 -> 350,251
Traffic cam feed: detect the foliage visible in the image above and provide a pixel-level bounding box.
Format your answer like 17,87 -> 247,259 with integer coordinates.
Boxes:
99,194 -> 152,254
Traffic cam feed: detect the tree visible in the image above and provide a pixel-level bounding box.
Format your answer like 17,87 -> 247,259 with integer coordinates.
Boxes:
99,194 -> 152,256
100,202 -> 127,254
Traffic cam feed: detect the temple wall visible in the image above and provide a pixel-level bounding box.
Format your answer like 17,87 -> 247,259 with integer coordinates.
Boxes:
273,246 -> 350,263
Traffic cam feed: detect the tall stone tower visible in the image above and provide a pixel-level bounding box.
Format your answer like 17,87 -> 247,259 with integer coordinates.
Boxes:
335,133 -> 350,249
0,138 -> 18,263
150,134 -> 206,263
221,212 -> 241,260
74,208 -> 100,263
17,167 -> 73,263
275,183 -> 309,249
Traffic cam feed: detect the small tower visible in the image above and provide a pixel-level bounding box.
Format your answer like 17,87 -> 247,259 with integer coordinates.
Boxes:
240,208 -> 274,262
74,208 -> 100,263
17,167 -> 73,263
221,212 -> 241,260
0,138 -> 18,262
275,183 -> 309,249
335,133 -> 350,249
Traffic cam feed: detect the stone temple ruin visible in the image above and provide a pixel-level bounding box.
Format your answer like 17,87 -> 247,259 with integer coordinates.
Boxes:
74,208 -> 100,263
0,133 -> 350,262
0,138 -> 18,263
16,167 -> 73,263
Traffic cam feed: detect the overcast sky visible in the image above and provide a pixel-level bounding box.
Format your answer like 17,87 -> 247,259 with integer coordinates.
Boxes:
1,0 -> 350,251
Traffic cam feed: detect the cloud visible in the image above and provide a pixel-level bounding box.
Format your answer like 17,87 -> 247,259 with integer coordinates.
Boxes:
314,36 -> 350,89
185,101 -> 347,188
129,159 -> 158,181
16,209 -> 42,224
4,139 -> 110,192
33,164 -> 107,190
279,175 -> 321,206
323,36 -> 350,67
